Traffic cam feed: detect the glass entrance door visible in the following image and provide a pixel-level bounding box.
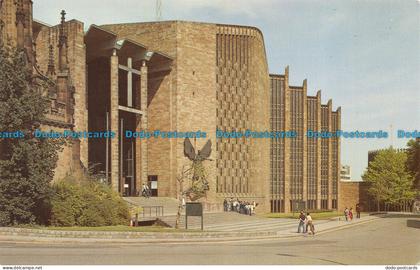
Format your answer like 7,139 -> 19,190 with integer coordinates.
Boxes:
148,175 -> 158,197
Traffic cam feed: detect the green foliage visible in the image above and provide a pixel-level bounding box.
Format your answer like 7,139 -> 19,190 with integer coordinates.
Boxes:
406,139 -> 420,191
362,148 -> 416,209
0,45 -> 63,225
50,180 -> 130,227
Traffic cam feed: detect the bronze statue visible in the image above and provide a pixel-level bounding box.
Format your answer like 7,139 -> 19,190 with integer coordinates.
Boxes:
183,138 -> 212,201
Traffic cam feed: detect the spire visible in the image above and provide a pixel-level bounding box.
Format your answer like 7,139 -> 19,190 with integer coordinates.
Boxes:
58,10 -> 68,71
60,10 -> 66,33
46,29 -> 55,76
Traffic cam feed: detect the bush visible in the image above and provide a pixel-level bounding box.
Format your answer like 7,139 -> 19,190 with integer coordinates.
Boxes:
50,180 -> 130,227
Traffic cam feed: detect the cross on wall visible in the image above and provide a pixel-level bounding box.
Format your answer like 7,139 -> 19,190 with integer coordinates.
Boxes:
118,57 -> 142,109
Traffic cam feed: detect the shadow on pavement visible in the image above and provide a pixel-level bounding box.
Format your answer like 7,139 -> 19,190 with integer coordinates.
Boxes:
406,219 -> 420,229
373,213 -> 420,219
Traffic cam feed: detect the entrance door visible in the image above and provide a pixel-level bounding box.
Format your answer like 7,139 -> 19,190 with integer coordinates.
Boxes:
120,114 -> 137,197
125,140 -> 135,196
148,175 -> 158,197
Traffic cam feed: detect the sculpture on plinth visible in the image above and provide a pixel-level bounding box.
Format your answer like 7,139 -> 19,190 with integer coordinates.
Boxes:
182,138 -> 212,201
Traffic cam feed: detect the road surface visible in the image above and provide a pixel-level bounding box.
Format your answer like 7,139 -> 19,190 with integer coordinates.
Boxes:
0,215 -> 418,265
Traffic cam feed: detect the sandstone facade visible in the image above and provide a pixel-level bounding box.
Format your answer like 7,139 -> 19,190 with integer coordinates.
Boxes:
0,1 -> 342,213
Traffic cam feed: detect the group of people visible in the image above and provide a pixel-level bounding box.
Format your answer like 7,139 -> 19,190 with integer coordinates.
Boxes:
344,204 -> 361,221
297,212 -> 315,235
223,198 -> 257,216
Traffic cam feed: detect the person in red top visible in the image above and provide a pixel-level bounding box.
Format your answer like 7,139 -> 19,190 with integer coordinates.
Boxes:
349,207 -> 354,221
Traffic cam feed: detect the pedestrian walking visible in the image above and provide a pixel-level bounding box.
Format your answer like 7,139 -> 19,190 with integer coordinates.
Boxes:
297,211 -> 306,233
305,213 -> 315,235
349,207 -> 353,221
344,207 -> 349,221
356,203 -> 361,219
142,183 -> 150,198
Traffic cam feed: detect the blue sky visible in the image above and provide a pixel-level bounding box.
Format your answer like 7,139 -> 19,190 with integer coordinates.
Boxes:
34,0 -> 420,179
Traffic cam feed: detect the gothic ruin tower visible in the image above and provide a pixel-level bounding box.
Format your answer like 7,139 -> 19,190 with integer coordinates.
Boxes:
0,1 -> 88,180
0,0 -> 34,69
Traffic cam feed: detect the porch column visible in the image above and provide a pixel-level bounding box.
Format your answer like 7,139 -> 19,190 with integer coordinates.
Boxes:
327,99 -> 333,209
140,60 -> 148,187
316,90 -> 322,210
110,49 -> 120,192
283,66 -> 291,213
302,79 -> 308,205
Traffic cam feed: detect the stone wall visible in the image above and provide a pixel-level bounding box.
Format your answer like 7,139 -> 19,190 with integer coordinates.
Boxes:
102,21 -> 270,211
102,21 -> 178,197
338,181 -> 360,212
102,22 -> 218,206
215,25 -> 270,212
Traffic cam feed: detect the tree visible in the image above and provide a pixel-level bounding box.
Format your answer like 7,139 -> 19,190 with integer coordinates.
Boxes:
175,164 -> 193,229
0,45 -> 63,225
406,139 -> 420,191
362,148 -> 416,211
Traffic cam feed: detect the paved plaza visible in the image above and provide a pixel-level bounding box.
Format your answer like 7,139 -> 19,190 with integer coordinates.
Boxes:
0,214 -> 418,265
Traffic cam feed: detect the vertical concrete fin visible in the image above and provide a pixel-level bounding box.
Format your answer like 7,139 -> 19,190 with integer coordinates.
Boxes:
327,99 -> 332,109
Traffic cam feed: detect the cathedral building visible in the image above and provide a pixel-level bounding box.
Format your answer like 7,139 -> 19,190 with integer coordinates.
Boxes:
0,0 -> 341,212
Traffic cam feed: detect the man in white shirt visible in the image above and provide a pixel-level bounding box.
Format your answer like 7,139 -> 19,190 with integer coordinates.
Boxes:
305,213 -> 315,235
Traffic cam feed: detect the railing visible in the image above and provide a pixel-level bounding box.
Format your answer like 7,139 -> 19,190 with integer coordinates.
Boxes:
142,206 -> 164,218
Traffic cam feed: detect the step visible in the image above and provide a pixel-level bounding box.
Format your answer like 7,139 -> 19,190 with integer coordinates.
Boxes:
124,197 -> 181,217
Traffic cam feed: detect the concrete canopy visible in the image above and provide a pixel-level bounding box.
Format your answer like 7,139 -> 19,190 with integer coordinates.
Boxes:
85,24 -> 172,68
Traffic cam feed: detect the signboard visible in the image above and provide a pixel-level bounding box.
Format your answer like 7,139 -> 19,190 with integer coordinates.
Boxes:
150,181 -> 158,189
185,202 -> 203,230
186,202 -> 203,216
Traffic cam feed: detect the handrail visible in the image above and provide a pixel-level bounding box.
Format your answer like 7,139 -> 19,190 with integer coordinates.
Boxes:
142,205 -> 164,218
